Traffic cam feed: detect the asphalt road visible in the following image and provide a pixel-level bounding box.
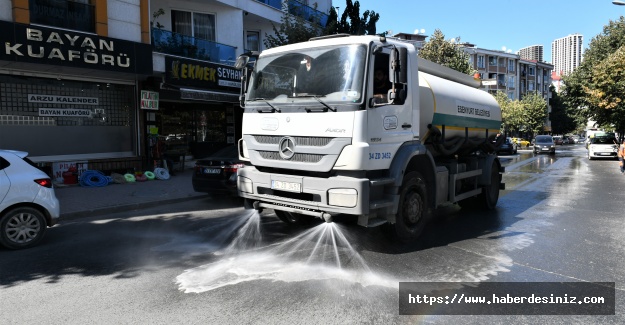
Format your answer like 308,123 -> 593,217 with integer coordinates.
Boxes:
1,144 -> 623,324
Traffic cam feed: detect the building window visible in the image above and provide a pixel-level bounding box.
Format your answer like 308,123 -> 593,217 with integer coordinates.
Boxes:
528,81 -> 535,91
489,56 -> 497,66
172,10 -> 216,41
528,67 -> 535,76
477,55 -> 485,68
29,0 -> 96,33
508,76 -> 515,88
246,31 -> 260,52
507,91 -> 514,100
508,60 -> 515,72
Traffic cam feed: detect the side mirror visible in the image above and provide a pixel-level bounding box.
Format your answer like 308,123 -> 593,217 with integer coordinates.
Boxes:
234,55 -> 250,70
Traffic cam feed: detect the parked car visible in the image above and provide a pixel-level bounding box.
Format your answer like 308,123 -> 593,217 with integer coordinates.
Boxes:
511,137 -> 531,148
0,150 -> 60,249
192,145 -> 244,195
497,137 -> 518,155
587,136 -> 618,160
553,136 -> 564,145
574,136 -> 585,144
532,135 -> 556,154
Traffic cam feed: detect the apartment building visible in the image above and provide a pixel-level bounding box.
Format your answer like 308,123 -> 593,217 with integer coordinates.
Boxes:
463,46 -> 519,100
460,43 -> 554,133
517,45 -> 543,62
551,33 -> 583,76
519,59 -> 554,132
144,0 -> 332,159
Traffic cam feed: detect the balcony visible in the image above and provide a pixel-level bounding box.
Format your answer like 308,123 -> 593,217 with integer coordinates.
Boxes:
287,0 -> 329,27
152,28 -> 237,65
29,0 -> 95,33
254,0 -> 283,10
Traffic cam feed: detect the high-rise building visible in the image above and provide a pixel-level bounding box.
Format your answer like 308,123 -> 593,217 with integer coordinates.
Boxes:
551,34 -> 583,76
517,45 -> 543,62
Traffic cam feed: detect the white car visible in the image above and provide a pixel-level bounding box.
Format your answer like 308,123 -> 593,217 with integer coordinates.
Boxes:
0,150 -> 60,249
587,137 -> 619,160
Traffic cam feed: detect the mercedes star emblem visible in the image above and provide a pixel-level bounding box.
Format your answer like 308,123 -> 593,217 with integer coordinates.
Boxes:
278,136 -> 296,160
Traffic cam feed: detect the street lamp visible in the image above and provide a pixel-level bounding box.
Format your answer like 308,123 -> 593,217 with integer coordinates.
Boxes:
613,0 -> 625,5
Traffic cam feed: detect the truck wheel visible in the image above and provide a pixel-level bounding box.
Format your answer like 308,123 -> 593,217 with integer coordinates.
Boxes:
274,210 -> 314,225
392,171 -> 429,243
477,161 -> 500,210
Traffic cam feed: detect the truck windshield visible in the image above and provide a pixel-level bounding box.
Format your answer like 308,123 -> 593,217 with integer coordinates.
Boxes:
247,44 -> 367,105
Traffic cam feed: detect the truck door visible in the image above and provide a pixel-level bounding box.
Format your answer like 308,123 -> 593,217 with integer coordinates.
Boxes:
367,50 -> 413,168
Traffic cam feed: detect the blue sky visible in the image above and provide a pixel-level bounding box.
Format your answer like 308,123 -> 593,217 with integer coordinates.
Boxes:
352,0 -> 624,63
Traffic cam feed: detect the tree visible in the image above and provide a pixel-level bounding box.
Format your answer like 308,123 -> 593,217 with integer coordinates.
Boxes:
494,91 -> 525,136
549,85 -> 579,135
561,16 -> 625,138
521,92 -> 548,136
264,1 -> 380,48
334,0 -> 379,35
418,29 -> 473,75
263,3 -> 325,48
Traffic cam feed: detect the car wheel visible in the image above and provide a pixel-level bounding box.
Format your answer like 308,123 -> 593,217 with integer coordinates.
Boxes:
0,207 -> 47,250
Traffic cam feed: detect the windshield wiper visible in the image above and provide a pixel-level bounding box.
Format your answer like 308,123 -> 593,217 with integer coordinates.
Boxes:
252,98 -> 281,113
296,95 -> 336,112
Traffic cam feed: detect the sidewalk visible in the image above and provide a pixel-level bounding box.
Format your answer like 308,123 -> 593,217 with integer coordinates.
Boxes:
55,162 -> 208,220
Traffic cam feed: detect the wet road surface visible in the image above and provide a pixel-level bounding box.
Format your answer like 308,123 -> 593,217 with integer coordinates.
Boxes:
1,144 -> 623,324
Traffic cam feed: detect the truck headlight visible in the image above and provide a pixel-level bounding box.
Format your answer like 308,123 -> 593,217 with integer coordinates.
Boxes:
238,176 -> 253,194
238,139 -> 250,160
328,188 -> 358,207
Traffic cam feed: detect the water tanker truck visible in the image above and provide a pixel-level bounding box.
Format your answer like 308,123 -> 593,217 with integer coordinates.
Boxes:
234,34 -> 504,242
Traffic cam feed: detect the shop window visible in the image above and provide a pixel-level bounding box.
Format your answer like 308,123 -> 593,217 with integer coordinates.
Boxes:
29,0 -> 96,33
0,75 -> 135,157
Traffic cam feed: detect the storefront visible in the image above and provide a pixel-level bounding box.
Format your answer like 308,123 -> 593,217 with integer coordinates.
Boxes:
143,55 -> 242,165
0,21 -> 152,181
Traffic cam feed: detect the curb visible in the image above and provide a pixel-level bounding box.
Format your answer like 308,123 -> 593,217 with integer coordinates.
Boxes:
59,194 -> 210,222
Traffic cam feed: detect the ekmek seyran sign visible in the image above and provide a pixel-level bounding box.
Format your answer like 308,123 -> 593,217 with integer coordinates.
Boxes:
0,20 -> 152,74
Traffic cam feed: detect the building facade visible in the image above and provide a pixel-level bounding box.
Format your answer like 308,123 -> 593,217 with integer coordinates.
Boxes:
0,0 -> 333,182
461,44 -> 554,135
551,33 -> 583,76
463,46 -> 519,100
143,0 -> 332,163
0,0 -> 153,181
517,45 -> 543,62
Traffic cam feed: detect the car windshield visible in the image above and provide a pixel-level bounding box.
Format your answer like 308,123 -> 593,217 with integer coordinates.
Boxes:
590,137 -> 616,145
535,136 -> 553,143
505,138 -> 512,144
247,44 -> 367,105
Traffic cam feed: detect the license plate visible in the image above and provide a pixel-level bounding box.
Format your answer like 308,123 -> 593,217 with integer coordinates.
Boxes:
271,180 -> 302,193
204,168 -> 221,174
541,148 -> 550,151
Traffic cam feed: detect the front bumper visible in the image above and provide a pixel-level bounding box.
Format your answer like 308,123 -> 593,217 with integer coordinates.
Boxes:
237,166 -> 370,217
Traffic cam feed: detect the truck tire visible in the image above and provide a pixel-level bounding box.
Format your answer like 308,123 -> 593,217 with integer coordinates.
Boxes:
274,210 -> 314,226
392,171 -> 429,243
477,160 -> 500,210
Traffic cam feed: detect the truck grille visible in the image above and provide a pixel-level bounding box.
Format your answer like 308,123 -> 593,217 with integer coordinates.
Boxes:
253,135 -> 332,147
258,151 -> 323,163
